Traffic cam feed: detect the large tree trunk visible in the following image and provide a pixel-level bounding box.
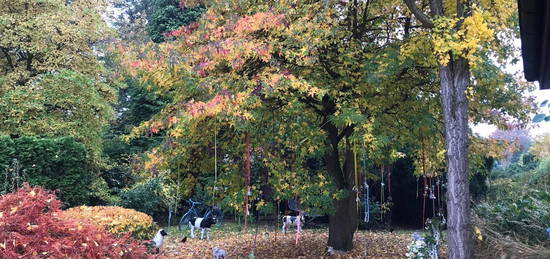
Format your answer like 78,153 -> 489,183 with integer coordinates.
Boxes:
327,188 -> 357,251
323,124 -> 357,251
439,57 -> 473,259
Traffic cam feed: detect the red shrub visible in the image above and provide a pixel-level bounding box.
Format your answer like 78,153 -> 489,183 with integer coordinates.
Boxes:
0,184 -> 153,258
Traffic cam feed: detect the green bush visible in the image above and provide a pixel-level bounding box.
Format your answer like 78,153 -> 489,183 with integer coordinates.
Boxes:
88,177 -> 121,205
477,158 -> 550,245
0,136 -> 94,206
118,177 -> 166,216
476,189 -> 550,244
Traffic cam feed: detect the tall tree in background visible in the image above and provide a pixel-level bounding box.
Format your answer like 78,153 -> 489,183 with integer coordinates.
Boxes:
401,0 -> 531,257
0,0 -> 116,164
147,0 -> 205,42
112,0 -> 153,43
101,0 -> 205,195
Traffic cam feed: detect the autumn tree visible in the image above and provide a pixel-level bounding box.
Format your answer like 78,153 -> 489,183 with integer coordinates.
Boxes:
121,0 -> 434,250
121,0 -> 533,252
401,0 -> 534,257
0,0 -> 116,163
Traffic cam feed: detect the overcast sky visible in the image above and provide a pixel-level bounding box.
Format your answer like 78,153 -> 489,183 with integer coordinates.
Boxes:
472,48 -> 550,139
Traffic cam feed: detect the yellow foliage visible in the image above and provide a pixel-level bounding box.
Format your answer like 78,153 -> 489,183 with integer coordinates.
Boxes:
474,226 -> 483,241
63,206 -> 156,240
432,9 -> 494,67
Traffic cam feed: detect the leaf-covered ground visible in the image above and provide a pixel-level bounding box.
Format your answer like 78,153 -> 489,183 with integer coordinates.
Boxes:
160,224 -> 416,258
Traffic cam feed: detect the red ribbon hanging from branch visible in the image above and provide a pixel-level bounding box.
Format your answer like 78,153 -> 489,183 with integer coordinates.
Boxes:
244,132 -> 251,232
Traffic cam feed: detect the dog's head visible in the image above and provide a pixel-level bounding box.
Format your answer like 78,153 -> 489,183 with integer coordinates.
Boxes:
159,229 -> 168,236
205,216 -> 217,226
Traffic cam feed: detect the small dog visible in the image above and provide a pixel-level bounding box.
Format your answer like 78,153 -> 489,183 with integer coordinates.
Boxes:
213,247 -> 227,259
146,229 -> 168,253
281,214 -> 304,234
189,216 -> 217,240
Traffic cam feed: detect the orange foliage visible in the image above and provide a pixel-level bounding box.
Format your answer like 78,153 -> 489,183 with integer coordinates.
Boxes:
0,184 -> 151,258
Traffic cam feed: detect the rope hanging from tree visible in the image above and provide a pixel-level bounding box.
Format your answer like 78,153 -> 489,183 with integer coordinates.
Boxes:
353,141 -> 360,243
354,142 -> 360,219
380,165 -> 385,221
362,146 -> 369,257
420,131 -> 428,229
362,148 -> 369,223
214,128 -> 218,195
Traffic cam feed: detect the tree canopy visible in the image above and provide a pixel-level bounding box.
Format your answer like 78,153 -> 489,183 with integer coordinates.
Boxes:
118,0 -> 533,251
0,0 -> 116,163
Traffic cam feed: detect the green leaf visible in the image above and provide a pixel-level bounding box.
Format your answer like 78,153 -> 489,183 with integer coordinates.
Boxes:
541,100 -> 548,107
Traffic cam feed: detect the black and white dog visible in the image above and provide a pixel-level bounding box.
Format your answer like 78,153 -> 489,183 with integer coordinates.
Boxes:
146,229 -> 168,253
189,216 -> 216,240
281,213 -> 304,233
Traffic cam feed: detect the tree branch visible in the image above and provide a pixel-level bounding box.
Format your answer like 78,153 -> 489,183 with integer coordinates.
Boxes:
403,0 -> 434,28
1,47 -> 14,70
26,52 -> 33,73
337,125 -> 355,142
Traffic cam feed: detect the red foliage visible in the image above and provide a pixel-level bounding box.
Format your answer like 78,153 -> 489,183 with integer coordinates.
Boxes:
164,22 -> 199,38
0,184 -> 152,259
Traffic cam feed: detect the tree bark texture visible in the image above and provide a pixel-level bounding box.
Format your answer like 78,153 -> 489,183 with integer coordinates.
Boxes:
323,121 -> 358,251
327,187 -> 357,251
439,57 -> 473,259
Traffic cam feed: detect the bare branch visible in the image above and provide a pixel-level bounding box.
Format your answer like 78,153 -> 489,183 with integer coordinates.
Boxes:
403,0 -> 434,28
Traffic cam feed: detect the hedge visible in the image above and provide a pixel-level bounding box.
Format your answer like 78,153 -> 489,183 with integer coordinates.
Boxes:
0,136 -> 93,206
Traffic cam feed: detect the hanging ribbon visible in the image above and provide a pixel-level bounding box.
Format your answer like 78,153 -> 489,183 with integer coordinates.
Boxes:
214,129 -> 217,193
354,143 -> 359,207
244,132 -> 251,232
362,148 -> 369,223
362,147 -> 369,257
380,165 -> 385,221
422,176 -> 427,229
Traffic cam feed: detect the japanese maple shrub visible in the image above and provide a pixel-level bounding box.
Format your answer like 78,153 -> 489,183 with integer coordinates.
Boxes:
0,184 -> 151,258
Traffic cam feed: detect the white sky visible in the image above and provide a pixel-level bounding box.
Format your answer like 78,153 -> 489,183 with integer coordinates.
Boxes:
472,88 -> 550,138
